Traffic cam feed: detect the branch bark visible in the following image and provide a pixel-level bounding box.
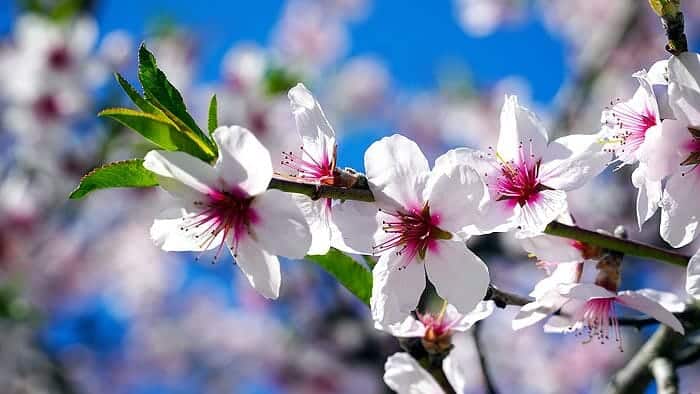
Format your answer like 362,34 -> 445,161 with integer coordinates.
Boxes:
268,177 -> 691,267
650,358 -> 679,394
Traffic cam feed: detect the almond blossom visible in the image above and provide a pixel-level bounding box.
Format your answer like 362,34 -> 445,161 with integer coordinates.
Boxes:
541,284 -> 685,351
283,83 -> 376,255
144,125 -> 312,299
383,352 -> 467,394
377,301 -> 494,346
438,95 -> 611,236
361,134 -> 491,326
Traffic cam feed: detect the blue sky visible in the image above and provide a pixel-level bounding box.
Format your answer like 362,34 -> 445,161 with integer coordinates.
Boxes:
1,1 -> 568,104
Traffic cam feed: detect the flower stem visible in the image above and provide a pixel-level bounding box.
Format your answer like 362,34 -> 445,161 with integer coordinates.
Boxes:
268,178 -> 691,267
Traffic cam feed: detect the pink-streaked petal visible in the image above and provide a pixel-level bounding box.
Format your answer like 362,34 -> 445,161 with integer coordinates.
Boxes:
375,315 -> 426,338
144,150 -> 216,197
539,133 -> 612,191
383,353 -> 443,394
329,199 -> 378,255
517,189 -> 568,236
234,237 -> 282,299
616,292 -> 685,334
213,125 -> 272,196
688,249 -> 700,300
451,301 -> 495,332
424,241 -> 490,317
632,165 -> 662,230
558,283 -> 616,300
365,134 -> 430,209
660,171 -> 700,248
150,208 -> 219,252
637,120 -> 688,182
251,189 -> 312,259
425,163 -> 486,233
497,95 -> 548,162
371,253 -> 426,327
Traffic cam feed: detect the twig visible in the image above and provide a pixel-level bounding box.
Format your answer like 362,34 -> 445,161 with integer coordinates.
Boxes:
649,0 -> 688,55
268,177 -> 691,267
484,285 -> 532,308
650,358 -> 679,394
472,322 -> 499,394
604,325 -> 685,394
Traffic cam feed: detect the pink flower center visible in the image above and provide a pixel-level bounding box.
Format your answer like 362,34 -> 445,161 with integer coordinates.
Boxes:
605,100 -> 657,163
489,141 -> 543,207
181,187 -> 258,261
418,312 -> 454,339
281,145 -> 335,184
373,203 -> 450,267
572,297 -> 623,352
33,94 -> 61,122
48,46 -> 72,71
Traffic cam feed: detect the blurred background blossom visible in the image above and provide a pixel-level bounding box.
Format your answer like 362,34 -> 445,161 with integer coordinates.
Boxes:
0,0 -> 699,393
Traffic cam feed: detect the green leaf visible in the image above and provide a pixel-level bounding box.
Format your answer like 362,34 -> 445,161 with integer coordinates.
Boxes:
306,248 -> 373,305
137,43 -> 216,160
115,73 -> 161,114
69,159 -> 159,199
208,94 -> 218,135
99,108 -> 211,158
263,67 -> 302,97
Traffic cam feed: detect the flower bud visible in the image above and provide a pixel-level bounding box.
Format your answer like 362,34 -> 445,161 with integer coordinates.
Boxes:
648,0 -> 681,17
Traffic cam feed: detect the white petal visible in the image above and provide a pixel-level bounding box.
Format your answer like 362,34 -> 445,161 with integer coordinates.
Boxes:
213,125 -> 272,196
519,234 -> 583,263
660,171 -> 700,248
633,289 -> 686,313
530,262 -> 583,299
365,134 -> 430,209
376,315 -> 426,338
289,83 -> 336,140
425,163 -> 486,233
687,249 -> 700,300
558,283 -> 616,300
251,189 -> 312,258
517,189 -> 568,236
637,120 -> 688,182
512,294 -> 568,331
150,208 -> 218,252
668,52 -> 700,125
451,301 -> 495,332
543,315 -> 579,333
539,133 -> 612,191
329,199 -> 378,255
288,83 -> 336,163
234,237 -> 281,299
144,150 -> 216,196
294,195 -> 332,256
616,292 -> 684,334
632,165 -> 662,230
496,95 -> 548,162
646,60 -> 674,120
371,253 -> 426,327
424,241 -> 490,316
442,352 -> 467,394
383,353 -> 443,394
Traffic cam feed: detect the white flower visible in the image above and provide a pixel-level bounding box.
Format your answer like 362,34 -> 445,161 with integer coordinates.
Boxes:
377,301 -> 494,338
688,248 -> 700,300
654,52 -> 700,247
439,95 -> 611,236
283,83 -> 377,255
144,126 -> 312,299
360,134 -> 490,326
383,352 -> 466,394
542,284 -> 685,350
